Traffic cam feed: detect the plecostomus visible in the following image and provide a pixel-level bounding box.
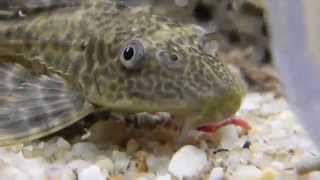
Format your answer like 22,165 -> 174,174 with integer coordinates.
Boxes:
0,0 -> 244,145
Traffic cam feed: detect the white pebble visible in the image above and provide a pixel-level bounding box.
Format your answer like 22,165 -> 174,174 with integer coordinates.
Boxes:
219,125 -> 239,150
112,151 -> 130,172
280,170 -> 298,180
78,165 -> 105,180
67,159 -> 91,173
208,167 -> 224,180
168,145 -> 207,179
0,163 -> 29,180
61,168 -> 76,180
43,143 -> 59,157
240,93 -> 264,111
260,168 -> 281,180
306,171 -> 320,180
23,145 -> 33,152
37,142 -> 45,148
96,158 -> 113,177
134,174 -> 156,180
261,99 -> 287,115
56,137 -> 72,150
45,165 -> 76,180
45,165 -> 63,179
11,156 -> 47,180
156,174 -> 172,180
72,142 -> 99,160
270,161 -> 285,170
232,165 -> 262,180
147,155 -> 170,174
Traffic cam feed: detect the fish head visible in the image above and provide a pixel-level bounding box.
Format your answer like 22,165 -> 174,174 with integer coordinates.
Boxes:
95,13 -> 244,126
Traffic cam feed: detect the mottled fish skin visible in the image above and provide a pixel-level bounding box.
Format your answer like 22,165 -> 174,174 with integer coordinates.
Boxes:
0,0 -> 244,142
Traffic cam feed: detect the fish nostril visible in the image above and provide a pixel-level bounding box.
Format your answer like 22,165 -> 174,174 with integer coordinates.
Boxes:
170,54 -> 179,61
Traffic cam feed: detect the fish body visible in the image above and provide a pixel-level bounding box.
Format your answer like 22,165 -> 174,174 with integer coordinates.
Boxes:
0,0 -> 244,145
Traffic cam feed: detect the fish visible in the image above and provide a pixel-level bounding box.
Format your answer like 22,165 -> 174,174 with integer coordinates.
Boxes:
0,0 -> 244,145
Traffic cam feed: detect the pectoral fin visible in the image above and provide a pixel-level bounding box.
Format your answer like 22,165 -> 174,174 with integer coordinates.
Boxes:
0,62 -> 94,145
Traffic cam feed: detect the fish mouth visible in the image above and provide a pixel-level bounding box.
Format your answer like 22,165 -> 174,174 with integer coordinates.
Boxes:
193,87 -> 244,126
101,96 -> 199,119
101,84 -> 242,127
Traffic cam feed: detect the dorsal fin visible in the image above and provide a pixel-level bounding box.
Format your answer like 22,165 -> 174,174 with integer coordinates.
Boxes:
0,0 -> 80,19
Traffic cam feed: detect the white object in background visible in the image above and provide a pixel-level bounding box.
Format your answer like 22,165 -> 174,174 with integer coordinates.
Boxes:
266,0 -> 320,149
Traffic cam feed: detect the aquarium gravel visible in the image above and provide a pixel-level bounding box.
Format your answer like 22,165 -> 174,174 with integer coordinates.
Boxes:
0,92 -> 318,180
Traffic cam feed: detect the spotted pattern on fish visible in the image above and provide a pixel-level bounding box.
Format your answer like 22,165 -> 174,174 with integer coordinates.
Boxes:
0,0 -> 244,145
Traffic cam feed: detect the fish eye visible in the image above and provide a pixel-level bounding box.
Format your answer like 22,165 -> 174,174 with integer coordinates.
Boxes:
123,46 -> 135,60
120,40 -> 145,69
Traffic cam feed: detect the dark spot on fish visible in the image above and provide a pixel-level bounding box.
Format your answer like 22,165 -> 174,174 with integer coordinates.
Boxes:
85,38 -> 96,73
24,40 -> 32,50
116,91 -> 126,100
81,74 -> 93,87
107,81 -> 118,92
10,26 -> 23,38
126,79 -> 135,91
24,32 -> 33,50
68,55 -> 82,78
155,16 -> 170,23
128,91 -> 147,99
96,39 -> 107,65
139,27 -> 146,33
80,41 -> 87,51
40,40 -> 48,50
4,29 -> 12,38
118,76 -> 126,84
